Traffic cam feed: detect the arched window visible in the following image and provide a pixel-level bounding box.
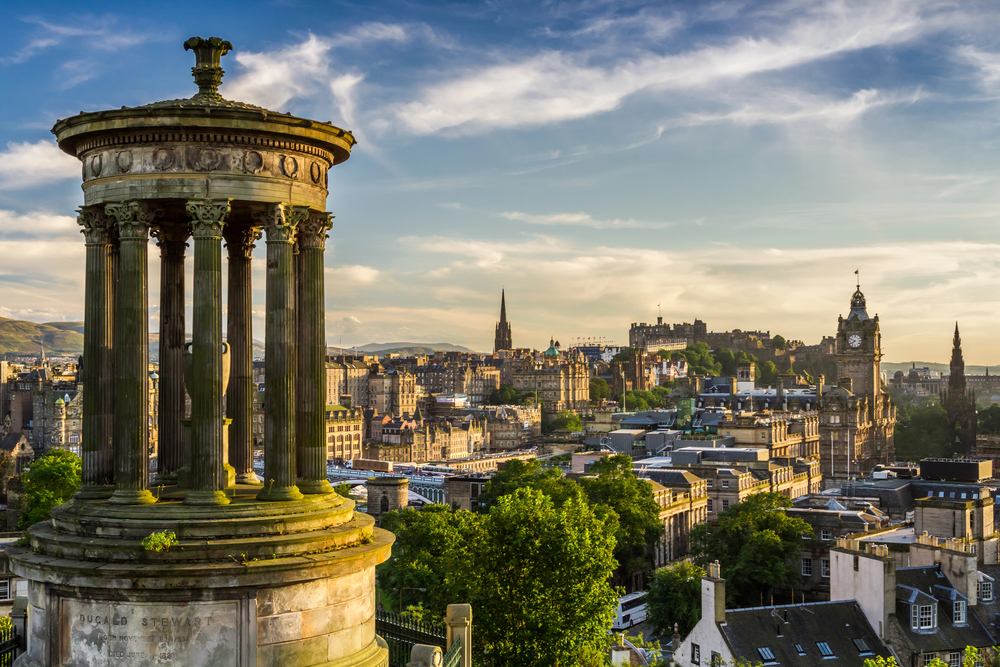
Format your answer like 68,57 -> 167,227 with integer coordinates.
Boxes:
380,495 -> 389,513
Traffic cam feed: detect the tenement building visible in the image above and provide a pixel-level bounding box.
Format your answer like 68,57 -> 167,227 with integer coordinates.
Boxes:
511,345 -> 589,414
7,37 -> 393,667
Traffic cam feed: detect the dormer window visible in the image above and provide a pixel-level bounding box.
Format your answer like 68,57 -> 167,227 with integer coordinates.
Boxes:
954,601 -> 966,625
912,604 -> 936,630
979,581 -> 993,602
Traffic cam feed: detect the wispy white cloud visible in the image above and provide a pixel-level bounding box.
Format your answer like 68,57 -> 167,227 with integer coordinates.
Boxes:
2,16 -> 159,66
325,264 -> 381,286
500,210 -> 672,229
0,141 -> 79,190
391,1 -> 960,134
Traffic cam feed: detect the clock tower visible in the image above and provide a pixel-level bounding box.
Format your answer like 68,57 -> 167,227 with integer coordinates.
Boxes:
835,286 -> 882,398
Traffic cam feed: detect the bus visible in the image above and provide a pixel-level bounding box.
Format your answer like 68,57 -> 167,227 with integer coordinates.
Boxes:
612,591 -> 649,630
420,464 -> 458,475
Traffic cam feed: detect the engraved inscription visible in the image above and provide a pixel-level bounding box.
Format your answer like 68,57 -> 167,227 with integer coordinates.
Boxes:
61,598 -> 239,667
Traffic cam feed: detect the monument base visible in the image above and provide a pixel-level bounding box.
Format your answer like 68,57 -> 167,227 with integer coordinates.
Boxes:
8,485 -> 392,667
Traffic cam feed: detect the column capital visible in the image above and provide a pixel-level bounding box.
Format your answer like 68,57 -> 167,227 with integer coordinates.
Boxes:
76,207 -> 116,245
223,226 -> 262,260
186,198 -> 232,238
296,209 -> 334,250
254,203 -> 299,243
106,200 -> 161,239
151,225 -> 190,260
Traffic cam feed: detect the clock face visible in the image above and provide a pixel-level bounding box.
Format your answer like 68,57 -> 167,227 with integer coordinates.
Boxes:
848,334 -> 862,348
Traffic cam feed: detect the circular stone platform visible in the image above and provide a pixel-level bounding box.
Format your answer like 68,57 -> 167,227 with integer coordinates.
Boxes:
8,484 -> 393,667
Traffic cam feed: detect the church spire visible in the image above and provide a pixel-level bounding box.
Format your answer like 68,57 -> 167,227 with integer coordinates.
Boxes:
950,322 -> 966,393
494,289 -> 512,353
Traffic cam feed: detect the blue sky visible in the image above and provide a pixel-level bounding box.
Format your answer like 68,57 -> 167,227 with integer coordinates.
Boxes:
3,1 -> 1000,361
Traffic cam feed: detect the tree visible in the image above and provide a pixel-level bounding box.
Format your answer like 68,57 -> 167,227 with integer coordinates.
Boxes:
895,404 -> 950,461
471,488 -> 619,667
377,505 -> 482,622
475,459 -> 584,512
487,384 -> 527,406
580,454 -> 664,584
550,410 -> 583,432
647,561 -> 704,635
690,493 -> 813,608
590,377 -> 610,401
624,393 -> 650,411
980,405 -> 1000,436
772,335 -> 787,350
676,342 -> 723,376
864,647 -> 998,667
757,361 -> 779,387
715,347 -> 737,376
18,449 -> 81,530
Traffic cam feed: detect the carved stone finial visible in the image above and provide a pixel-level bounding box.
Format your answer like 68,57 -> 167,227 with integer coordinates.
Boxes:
183,36 -> 234,101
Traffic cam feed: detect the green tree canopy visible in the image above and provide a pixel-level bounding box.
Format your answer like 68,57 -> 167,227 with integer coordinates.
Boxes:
715,347 -> 737,376
18,449 -> 81,530
676,342 -> 723,376
550,409 -> 583,432
757,360 -> 780,387
980,405 -> 1000,436
487,384 -> 529,406
772,335 -> 786,350
377,505 -> 481,621
690,493 -> 813,608
471,488 -> 619,667
895,404 -> 950,461
590,377 -> 611,401
475,459 -> 584,512
580,454 -> 664,584
647,561 -> 704,635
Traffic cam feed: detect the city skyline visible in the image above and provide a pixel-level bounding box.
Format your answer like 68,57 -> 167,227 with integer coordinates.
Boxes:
3,1 -> 1000,360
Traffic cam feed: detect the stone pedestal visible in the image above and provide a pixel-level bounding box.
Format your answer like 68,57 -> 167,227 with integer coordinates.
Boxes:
9,490 -> 392,667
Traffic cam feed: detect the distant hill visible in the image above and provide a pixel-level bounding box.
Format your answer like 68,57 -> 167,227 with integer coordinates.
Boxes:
0,317 -> 85,356
884,361 -> 1000,375
328,342 -> 479,356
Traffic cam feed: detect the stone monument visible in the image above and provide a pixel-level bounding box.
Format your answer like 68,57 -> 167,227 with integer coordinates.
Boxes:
7,36 -> 393,667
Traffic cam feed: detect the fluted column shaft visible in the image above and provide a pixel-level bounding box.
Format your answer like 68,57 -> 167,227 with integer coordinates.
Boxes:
153,226 -> 189,483
296,209 -> 333,494
257,203 -> 303,501
107,201 -> 156,505
186,199 -> 231,506
75,207 -> 116,499
225,225 -> 261,484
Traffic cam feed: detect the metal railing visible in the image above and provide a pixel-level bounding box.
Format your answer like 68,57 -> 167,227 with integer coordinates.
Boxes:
0,626 -> 17,666
442,635 -> 462,667
375,610 -> 446,667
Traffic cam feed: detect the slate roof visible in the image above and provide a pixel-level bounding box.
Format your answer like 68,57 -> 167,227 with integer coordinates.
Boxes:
720,600 -> 891,666
893,566 -> 995,654
644,469 -> 702,487
0,433 -> 27,453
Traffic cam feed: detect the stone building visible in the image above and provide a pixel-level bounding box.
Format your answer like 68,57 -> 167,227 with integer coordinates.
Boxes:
480,404 -> 542,450
818,286 -> 895,479
368,368 -> 417,416
325,355 -> 370,408
645,472 -> 709,568
325,405 -> 364,462
511,347 -> 589,414
717,411 -> 820,459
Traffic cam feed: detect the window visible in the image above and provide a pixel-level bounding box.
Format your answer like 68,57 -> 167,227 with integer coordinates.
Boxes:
821,529 -> 832,541
707,480 -> 713,488
0,579 -> 9,600
692,644 -> 701,664
708,499 -> 713,513
722,480 -> 729,489
802,559 -> 813,576
950,652 -> 961,667
954,601 -> 966,624
821,559 -> 830,578
711,652 -> 722,667
919,604 -> 934,629
817,642 -> 833,657
722,500 -> 730,511
794,644 -> 805,656
980,581 -> 994,602
854,555 -> 860,571
923,654 -> 937,666
757,647 -> 776,662
852,638 -> 871,654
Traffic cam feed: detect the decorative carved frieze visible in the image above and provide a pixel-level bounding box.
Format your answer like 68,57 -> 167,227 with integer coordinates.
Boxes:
296,209 -> 333,250
186,199 -> 232,238
77,207 -> 117,245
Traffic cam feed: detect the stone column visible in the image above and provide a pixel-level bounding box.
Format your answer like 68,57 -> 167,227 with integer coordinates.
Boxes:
106,200 -> 156,505
75,207 -> 116,499
224,224 -> 261,484
296,209 -> 334,494
256,203 -> 303,502
185,199 -> 231,506
151,225 -> 189,484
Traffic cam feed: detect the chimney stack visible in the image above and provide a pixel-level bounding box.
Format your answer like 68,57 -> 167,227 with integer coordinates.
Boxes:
702,560 -> 726,625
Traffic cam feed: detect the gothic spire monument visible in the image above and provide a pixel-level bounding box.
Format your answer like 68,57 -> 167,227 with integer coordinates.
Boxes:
7,37 -> 393,667
942,323 -> 977,454
494,288 -> 513,352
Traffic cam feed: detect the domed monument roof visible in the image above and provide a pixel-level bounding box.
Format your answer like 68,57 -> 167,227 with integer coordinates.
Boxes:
848,287 -> 869,321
